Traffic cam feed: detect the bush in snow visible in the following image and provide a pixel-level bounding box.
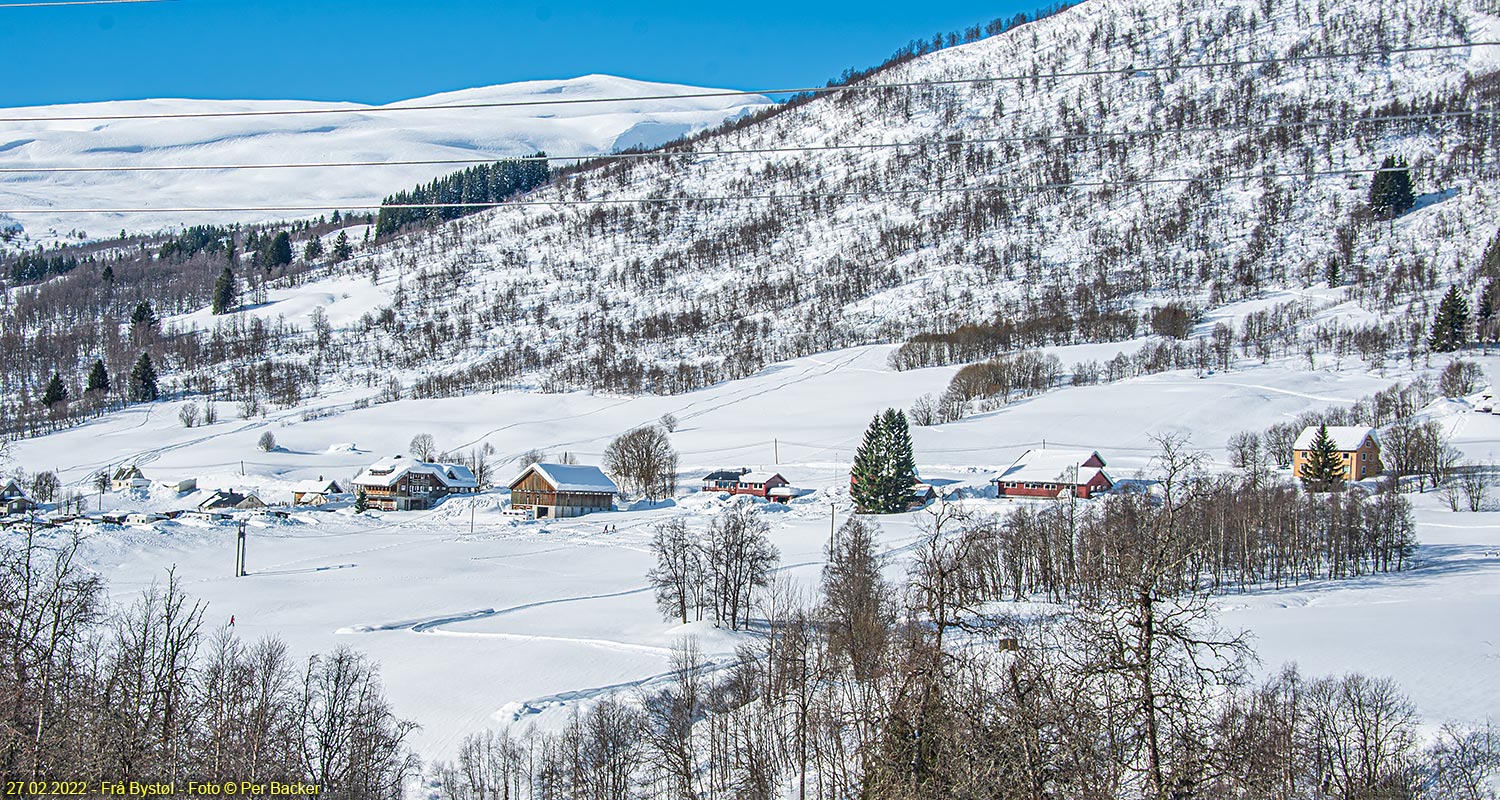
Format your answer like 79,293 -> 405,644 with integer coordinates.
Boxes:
258,431 -> 277,452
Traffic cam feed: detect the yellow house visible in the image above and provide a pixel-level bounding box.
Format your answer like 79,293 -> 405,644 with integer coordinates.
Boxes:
1292,426 -> 1382,481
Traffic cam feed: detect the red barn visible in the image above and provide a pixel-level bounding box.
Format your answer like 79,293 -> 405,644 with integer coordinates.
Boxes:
992,449 -> 1113,499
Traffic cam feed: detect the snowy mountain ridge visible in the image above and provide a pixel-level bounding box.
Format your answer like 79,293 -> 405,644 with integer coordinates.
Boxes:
0,75 -> 773,241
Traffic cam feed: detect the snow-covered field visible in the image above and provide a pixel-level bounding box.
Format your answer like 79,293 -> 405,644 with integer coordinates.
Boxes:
8,341 -> 1500,757
0,75 -> 771,242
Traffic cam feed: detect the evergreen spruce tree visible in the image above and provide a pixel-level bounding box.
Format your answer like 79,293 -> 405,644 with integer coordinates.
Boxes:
850,414 -> 889,513
331,231 -> 352,263
129,300 -> 157,329
86,359 -> 110,394
267,231 -> 293,267
41,372 -> 67,407
211,267 -> 238,315
303,236 -> 324,262
1482,228 -> 1500,277
1429,285 -> 1471,353
851,409 -> 918,513
1299,424 -> 1346,492
101,264 -> 115,283
882,407 -> 917,502
354,488 -> 369,513
129,353 -> 159,402
1368,155 -> 1415,218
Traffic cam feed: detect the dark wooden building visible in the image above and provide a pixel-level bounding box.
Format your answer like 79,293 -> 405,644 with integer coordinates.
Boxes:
508,463 -> 617,519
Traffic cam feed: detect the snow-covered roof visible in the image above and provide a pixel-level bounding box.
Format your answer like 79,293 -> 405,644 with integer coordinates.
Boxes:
0,478 -> 28,500
511,463 -> 618,494
740,471 -> 784,484
1293,426 -> 1377,452
993,449 -> 1110,486
353,456 -> 479,490
703,469 -> 747,482
293,479 -> 344,495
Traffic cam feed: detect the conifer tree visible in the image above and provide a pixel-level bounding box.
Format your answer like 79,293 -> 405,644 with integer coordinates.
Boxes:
101,264 -> 114,283
1368,155 -> 1415,218
86,359 -> 109,394
211,267 -> 238,315
851,409 -> 918,513
331,231 -> 352,263
1299,424 -> 1346,492
129,300 -> 157,329
303,236 -> 324,262
354,488 -> 369,513
267,231 -> 293,267
850,414 -> 889,513
1430,285 -> 1470,353
129,353 -> 158,402
41,372 -> 67,407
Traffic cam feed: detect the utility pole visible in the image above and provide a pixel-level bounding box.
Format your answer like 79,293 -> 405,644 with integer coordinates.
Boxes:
470,504 -> 475,536
829,503 -> 836,555
235,521 -> 247,577
774,438 -> 779,465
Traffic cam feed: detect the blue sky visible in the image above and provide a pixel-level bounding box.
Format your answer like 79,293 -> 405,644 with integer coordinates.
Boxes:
0,0 -> 1043,107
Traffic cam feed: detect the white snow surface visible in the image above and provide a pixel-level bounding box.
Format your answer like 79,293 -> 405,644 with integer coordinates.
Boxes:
0,75 -> 771,240
9,341 -> 1500,758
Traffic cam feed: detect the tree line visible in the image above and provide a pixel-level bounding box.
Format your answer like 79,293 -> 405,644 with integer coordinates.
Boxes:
433,439 -> 1492,799
0,530 -> 415,796
374,157 -> 551,239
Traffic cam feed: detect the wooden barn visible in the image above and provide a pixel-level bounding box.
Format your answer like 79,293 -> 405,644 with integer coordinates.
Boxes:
508,463 -> 618,519
993,449 -> 1113,499
352,455 -> 478,511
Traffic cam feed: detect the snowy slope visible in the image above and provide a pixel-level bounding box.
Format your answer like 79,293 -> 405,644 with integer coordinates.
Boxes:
0,75 -> 771,240
10,325 -> 1500,757
133,0 -> 1500,404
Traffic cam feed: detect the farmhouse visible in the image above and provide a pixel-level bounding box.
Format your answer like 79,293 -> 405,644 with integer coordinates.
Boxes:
158,478 -> 198,494
702,468 -> 750,492
292,478 -> 345,506
352,456 -> 478,511
735,471 -> 790,498
1,478 -> 35,514
112,465 -> 149,490
993,449 -> 1113,499
1292,426 -> 1382,481
198,490 -> 266,512
508,463 -> 617,519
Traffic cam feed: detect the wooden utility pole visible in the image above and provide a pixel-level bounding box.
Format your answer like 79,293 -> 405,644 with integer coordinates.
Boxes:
234,521 -> 247,577
774,438 -> 779,464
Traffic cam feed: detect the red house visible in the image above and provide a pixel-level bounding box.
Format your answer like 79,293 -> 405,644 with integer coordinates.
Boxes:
992,449 -> 1113,499
733,471 -> 789,499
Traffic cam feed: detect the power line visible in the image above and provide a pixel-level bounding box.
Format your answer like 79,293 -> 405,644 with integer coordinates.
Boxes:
0,0 -> 169,6
0,163 -> 1478,214
1,109 -> 1490,175
0,41 -> 1492,123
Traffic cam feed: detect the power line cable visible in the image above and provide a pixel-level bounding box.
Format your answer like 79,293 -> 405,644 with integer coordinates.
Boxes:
1,109 -> 1490,174
0,162 -> 1481,215
0,41 -> 1492,123
0,0 -> 169,6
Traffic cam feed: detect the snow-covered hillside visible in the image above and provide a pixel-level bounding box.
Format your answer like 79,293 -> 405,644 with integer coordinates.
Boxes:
112,0 -> 1494,407
0,75 -> 771,240
8,327 -> 1500,759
